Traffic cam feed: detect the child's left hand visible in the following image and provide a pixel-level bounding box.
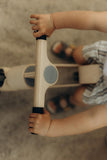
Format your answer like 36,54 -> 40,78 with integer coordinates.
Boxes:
29,14 -> 55,38
28,109 -> 52,136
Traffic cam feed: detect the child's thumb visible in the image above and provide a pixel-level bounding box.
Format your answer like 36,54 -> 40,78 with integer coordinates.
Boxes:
44,108 -> 50,114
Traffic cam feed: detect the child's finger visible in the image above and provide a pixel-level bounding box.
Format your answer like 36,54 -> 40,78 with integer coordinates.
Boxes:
29,126 -> 39,134
32,25 -> 38,30
29,122 -> 34,128
30,14 -> 40,19
28,127 -> 34,133
29,117 -> 35,123
30,113 -> 37,117
29,20 -> 38,25
33,31 -> 42,38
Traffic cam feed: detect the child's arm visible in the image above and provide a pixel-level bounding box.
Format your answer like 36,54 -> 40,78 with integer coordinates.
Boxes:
52,11 -> 107,32
93,11 -> 107,32
29,104 -> 107,137
52,11 -> 96,30
46,104 -> 107,137
30,11 -> 107,38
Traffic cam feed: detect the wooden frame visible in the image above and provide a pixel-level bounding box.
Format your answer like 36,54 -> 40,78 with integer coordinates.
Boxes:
0,37 -> 101,116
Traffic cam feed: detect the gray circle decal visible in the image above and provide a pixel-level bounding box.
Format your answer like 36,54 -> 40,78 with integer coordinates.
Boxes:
44,66 -> 58,84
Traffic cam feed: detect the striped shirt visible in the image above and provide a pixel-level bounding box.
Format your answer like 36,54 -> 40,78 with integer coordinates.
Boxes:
103,57 -> 107,85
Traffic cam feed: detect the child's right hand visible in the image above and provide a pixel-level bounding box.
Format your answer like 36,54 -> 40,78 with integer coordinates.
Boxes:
30,14 -> 55,38
28,109 -> 52,136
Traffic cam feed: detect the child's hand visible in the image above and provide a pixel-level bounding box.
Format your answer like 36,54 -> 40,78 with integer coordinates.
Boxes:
28,109 -> 52,136
30,14 -> 55,38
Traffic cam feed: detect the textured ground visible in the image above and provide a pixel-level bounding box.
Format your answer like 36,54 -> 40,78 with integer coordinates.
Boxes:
0,0 -> 107,160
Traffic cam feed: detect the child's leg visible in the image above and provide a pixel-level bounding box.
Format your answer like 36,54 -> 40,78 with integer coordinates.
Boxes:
53,44 -> 89,105
69,86 -> 90,107
72,45 -> 87,65
47,43 -> 90,114
53,42 -> 87,64
46,86 -> 89,114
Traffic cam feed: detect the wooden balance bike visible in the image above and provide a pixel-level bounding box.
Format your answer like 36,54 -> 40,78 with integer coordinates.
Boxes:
0,35 -> 101,118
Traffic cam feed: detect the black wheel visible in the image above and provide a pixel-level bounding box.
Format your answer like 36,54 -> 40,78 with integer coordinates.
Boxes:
0,69 -> 6,87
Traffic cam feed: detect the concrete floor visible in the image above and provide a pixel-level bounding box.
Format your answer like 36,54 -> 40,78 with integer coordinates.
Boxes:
0,0 -> 107,160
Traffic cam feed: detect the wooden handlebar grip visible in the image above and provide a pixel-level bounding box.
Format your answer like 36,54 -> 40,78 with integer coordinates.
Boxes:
31,31 -> 58,135
31,31 -> 47,135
